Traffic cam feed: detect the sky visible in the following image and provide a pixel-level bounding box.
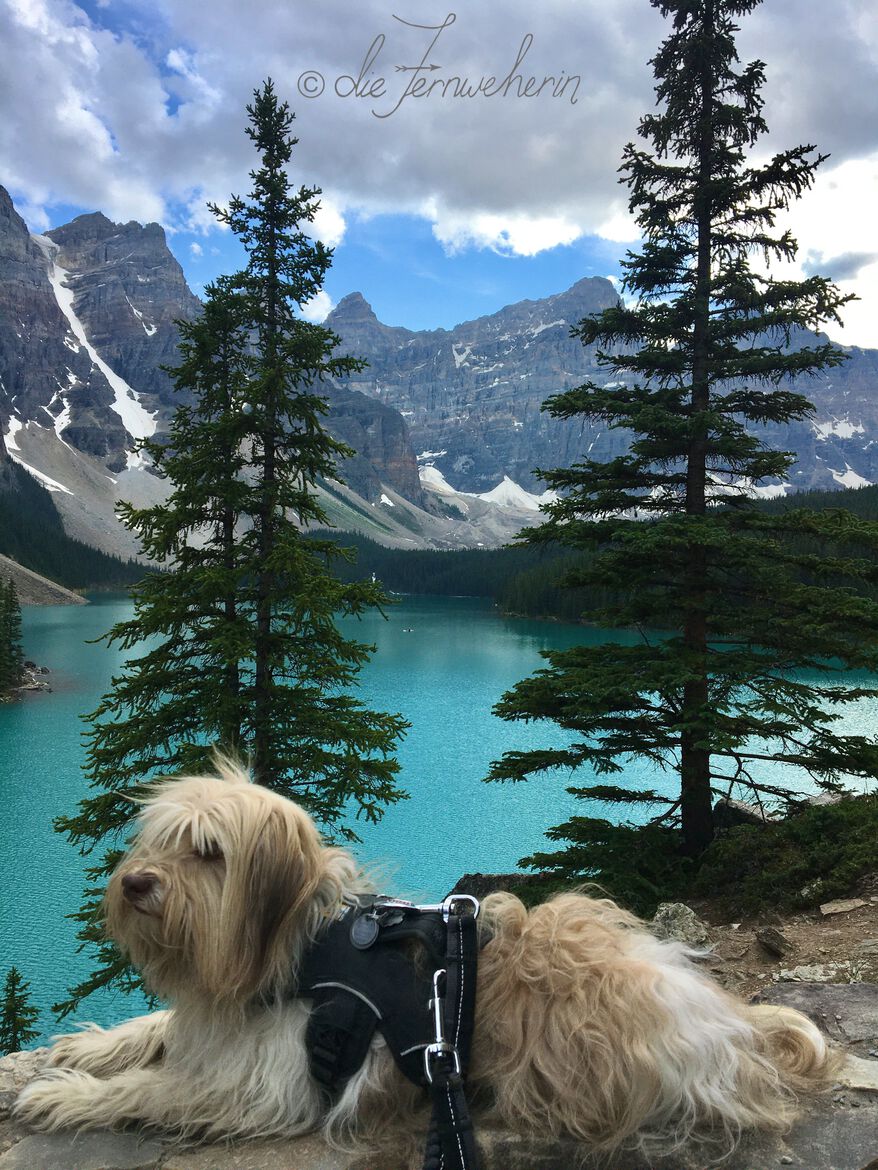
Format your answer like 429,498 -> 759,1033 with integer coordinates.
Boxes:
1,0 -> 877,343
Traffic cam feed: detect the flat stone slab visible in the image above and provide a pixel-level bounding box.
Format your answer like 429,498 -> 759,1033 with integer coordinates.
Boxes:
767,1091 -> 878,1170
0,1131 -> 165,1170
821,898 -> 868,916
3,982 -> 878,1169
476,1110 -> 878,1170
841,1055 -> 878,1092
162,1136 -> 361,1170
2,1106 -> 877,1170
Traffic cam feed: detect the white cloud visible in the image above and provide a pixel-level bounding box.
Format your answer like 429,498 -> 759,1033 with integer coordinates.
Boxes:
1,0 -> 877,337
189,241 -> 203,257
763,154 -> 878,348
165,46 -> 222,112
431,207 -> 582,257
310,197 -> 346,249
596,204 -> 638,244
300,289 -> 334,322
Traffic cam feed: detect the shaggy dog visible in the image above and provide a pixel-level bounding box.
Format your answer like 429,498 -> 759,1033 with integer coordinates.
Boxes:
17,762 -> 835,1161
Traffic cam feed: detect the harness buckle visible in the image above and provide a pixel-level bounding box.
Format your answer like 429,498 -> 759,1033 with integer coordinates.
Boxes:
424,968 -> 462,1085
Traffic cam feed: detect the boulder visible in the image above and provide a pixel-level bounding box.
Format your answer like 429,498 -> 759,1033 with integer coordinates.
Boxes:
650,902 -> 711,947
756,925 -> 794,958
712,796 -> 772,829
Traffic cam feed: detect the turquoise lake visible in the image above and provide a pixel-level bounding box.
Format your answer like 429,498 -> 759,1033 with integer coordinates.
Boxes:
2,593 -> 876,1041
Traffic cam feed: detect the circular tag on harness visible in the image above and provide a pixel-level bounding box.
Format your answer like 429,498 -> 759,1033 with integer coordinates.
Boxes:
350,914 -> 380,949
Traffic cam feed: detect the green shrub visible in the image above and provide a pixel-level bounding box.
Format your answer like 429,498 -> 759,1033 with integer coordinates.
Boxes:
518,818 -> 694,918
514,794 -> 878,919
694,794 -> 878,914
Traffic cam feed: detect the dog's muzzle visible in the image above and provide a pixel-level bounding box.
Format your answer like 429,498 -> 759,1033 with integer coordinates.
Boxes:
121,872 -> 159,903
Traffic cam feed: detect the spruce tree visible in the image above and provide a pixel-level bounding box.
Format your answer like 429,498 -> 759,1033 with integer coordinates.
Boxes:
55,81 -> 408,1014
489,0 -> 878,865
0,578 -> 9,694
0,578 -> 25,697
0,967 -> 40,1054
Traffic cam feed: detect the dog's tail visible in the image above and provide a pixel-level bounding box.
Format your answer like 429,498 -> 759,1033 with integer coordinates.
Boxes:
746,1002 -> 840,1094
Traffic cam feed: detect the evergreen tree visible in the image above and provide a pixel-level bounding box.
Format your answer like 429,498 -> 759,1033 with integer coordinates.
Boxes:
55,81 -> 408,1014
489,0 -> 878,863
0,578 -> 25,697
0,967 -> 40,1054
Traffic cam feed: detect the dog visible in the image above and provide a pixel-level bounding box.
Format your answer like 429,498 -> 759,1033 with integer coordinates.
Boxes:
17,760 -> 835,1161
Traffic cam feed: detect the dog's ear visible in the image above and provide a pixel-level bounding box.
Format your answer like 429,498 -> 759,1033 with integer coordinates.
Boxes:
215,805 -> 322,1000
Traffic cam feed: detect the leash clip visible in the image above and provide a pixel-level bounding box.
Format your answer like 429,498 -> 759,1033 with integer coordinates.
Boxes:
424,968 -> 461,1085
440,894 -> 480,923
363,894 -> 481,923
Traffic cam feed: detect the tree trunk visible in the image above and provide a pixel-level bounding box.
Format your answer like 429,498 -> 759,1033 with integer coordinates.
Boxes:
253,218 -> 280,787
680,0 -> 716,857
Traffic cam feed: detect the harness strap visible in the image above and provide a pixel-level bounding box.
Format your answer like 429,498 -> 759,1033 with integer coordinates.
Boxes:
297,894 -> 482,1170
305,991 -> 378,1094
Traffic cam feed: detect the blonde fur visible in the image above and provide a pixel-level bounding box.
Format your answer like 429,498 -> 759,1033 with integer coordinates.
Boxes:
16,764 -> 835,1162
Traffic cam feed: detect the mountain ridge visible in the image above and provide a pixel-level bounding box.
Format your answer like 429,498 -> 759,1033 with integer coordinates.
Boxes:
3,185 -> 878,557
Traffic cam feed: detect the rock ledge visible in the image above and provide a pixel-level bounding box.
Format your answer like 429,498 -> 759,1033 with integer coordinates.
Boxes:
1,984 -> 877,1169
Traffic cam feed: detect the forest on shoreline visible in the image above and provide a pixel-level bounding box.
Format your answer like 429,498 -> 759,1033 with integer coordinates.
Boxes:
321,481 -> 878,621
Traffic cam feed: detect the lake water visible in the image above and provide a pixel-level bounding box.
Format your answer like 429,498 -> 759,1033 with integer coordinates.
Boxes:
2,593 -> 876,1042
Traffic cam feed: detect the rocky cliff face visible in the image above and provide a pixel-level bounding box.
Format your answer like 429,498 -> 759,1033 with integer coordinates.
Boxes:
0,189 -> 129,469
44,212 -> 202,423
0,187 -> 426,552
328,284 -> 878,495
328,279 -> 623,494
324,380 -> 424,503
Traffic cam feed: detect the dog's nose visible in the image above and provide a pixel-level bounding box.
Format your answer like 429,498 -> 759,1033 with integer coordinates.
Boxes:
121,872 -> 157,901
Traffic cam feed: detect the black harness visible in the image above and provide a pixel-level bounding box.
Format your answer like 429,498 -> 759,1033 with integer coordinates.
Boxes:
295,894 -> 482,1170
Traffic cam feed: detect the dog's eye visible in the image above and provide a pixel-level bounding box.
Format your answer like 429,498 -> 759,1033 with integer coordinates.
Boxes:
193,842 -> 224,862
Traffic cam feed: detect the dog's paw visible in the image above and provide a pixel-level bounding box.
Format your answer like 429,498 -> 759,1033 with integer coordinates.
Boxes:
46,1014 -> 167,1077
48,1026 -> 107,1072
15,1069 -> 101,1131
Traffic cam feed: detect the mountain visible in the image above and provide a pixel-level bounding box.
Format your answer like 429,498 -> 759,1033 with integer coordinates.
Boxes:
327,281 -> 620,494
327,287 -> 878,497
0,188 -> 491,556
3,183 -> 878,561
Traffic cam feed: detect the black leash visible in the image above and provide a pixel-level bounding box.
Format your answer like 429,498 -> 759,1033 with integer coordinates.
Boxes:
421,897 -> 481,1170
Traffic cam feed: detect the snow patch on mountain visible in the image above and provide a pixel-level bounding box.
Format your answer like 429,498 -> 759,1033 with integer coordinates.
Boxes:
829,464 -> 872,489
3,417 -> 74,493
452,343 -> 473,369
126,295 -> 157,336
473,475 -> 556,511
419,464 -> 459,494
49,383 -> 73,444
418,465 -> 556,513
813,418 -> 866,440
528,319 -> 565,336
32,234 -> 157,450
748,481 -> 791,499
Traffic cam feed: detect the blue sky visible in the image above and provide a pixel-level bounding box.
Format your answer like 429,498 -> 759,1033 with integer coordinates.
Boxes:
2,0 -> 877,340
174,212 -> 631,331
